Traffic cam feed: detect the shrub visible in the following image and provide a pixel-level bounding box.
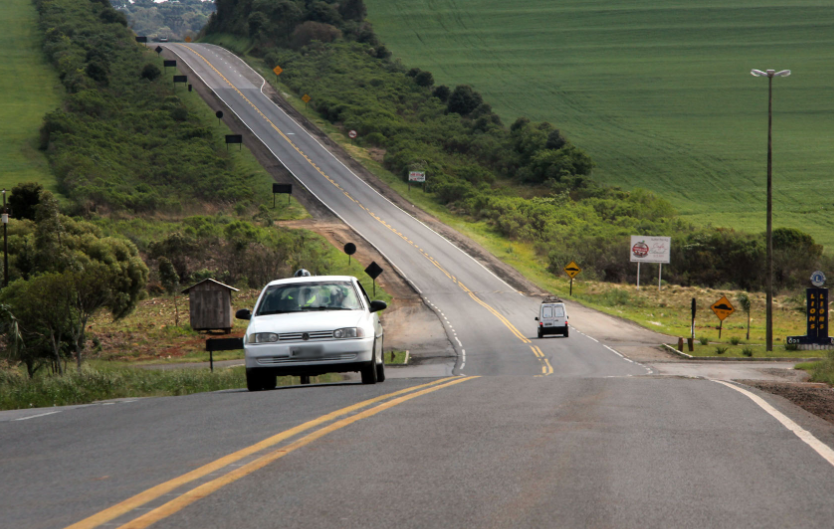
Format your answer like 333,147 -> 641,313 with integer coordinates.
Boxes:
414,71 -> 434,87
141,64 -> 161,81
447,85 -> 482,116
742,347 -> 753,357
715,346 -> 728,355
699,336 -> 709,345
291,21 -> 342,48
785,343 -> 799,351
730,337 -> 741,345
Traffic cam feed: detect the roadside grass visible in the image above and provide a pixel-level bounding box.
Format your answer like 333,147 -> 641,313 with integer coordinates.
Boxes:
88,235 -> 393,364
670,343 -> 825,359
795,353 -> 834,385
0,0 -> 61,192
364,0 -> 834,250
0,364 -> 343,411
384,350 -> 408,365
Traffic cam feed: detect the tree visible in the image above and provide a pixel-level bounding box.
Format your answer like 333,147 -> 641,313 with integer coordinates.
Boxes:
447,85 -> 482,116
68,264 -> 118,369
248,11 -> 269,37
432,85 -> 450,102
8,182 -> 43,221
141,63 -> 161,81
737,293 -> 752,341
339,0 -> 366,21
546,129 -> 566,150
158,257 -> 181,326
414,70 -> 434,88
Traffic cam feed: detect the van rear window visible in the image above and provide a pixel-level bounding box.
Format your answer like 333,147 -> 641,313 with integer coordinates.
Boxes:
542,305 -> 564,318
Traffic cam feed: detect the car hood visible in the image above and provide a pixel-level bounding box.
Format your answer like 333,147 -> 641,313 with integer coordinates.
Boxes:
247,311 -> 367,334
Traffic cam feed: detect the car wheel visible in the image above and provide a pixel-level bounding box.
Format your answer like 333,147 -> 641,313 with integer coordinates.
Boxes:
361,341 -> 378,384
564,327 -> 570,338
537,329 -> 543,339
300,375 -> 311,385
246,369 -> 272,391
376,340 -> 386,383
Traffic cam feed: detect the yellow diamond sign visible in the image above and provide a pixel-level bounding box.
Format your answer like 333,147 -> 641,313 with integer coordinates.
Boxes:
711,296 -> 735,322
185,35 -> 192,43
272,65 -> 283,76
564,261 -> 581,279
301,94 -> 311,103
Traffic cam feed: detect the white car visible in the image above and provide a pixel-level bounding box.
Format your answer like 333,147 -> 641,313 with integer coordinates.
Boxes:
237,276 -> 386,391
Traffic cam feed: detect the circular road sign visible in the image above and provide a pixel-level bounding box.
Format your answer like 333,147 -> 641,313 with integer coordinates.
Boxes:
344,242 -> 357,256
811,270 -> 826,287
348,130 -> 357,139
216,110 -> 223,119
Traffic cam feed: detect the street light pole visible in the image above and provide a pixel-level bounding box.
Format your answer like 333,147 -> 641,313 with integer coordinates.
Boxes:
751,68 -> 790,352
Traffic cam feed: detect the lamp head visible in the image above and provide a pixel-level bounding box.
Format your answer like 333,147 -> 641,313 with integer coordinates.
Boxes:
751,69 -> 767,77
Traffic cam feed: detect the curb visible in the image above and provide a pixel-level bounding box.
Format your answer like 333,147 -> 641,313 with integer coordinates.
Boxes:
660,344 -> 820,362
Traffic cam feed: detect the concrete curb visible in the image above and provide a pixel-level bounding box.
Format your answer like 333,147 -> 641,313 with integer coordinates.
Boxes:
660,344 -> 820,362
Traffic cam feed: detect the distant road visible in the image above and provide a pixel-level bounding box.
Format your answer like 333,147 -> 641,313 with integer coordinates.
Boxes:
4,43 -> 834,529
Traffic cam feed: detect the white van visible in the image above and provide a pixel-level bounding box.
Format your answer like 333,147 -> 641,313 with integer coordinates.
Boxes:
535,301 -> 569,338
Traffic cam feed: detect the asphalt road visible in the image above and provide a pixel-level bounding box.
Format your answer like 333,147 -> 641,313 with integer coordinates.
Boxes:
5,43 -> 834,528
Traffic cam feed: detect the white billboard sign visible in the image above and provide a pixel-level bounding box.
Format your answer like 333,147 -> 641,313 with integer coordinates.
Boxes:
408,171 -> 426,182
630,236 -> 671,264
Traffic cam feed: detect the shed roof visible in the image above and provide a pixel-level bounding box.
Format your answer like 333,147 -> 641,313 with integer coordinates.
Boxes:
181,278 -> 240,294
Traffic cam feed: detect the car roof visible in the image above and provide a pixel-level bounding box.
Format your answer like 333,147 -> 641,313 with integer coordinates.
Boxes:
263,275 -> 358,288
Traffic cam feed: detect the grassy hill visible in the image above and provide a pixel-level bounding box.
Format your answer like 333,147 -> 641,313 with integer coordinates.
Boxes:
0,0 -> 61,191
364,0 -> 834,248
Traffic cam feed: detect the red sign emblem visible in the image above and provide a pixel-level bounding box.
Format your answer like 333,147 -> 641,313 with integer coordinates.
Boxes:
348,130 -> 357,139
632,240 -> 649,258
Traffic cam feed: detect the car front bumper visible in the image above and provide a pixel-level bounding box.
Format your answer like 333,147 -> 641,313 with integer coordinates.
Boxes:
244,336 -> 375,374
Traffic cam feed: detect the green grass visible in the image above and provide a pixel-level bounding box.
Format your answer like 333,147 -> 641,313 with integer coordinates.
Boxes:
384,350 -> 408,365
0,0 -> 61,192
365,0 -> 834,249
675,343 -> 825,358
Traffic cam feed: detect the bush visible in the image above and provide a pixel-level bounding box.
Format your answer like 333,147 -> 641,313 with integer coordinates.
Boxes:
699,336 -> 709,345
291,21 -> 342,48
730,337 -> 741,345
785,343 -> 799,351
715,346 -> 728,355
447,85 -> 482,116
140,64 -> 161,81
742,347 -> 753,357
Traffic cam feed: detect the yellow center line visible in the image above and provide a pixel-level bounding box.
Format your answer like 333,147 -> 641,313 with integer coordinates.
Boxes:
178,45 -> 533,353
115,377 -> 478,529
65,377 -> 457,529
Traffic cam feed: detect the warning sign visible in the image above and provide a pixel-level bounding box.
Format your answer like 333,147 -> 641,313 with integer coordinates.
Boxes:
185,35 -> 192,43
711,296 -> 735,321
564,261 -> 581,279
273,65 -> 283,76
301,94 -> 311,103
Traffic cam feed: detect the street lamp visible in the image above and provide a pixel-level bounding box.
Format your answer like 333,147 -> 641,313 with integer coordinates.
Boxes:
751,68 -> 791,352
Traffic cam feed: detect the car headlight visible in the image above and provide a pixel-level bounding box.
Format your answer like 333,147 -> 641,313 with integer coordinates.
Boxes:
249,332 -> 279,343
333,327 -> 364,339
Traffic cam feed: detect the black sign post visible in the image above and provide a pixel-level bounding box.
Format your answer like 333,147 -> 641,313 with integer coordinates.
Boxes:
155,46 -> 163,54
188,84 -> 192,92
272,183 -> 292,207
344,242 -> 356,265
225,134 -> 243,151
215,110 -> 223,126
163,59 -> 176,72
173,75 -> 187,91
365,261 -> 383,296
206,338 -> 244,373
135,36 -> 148,43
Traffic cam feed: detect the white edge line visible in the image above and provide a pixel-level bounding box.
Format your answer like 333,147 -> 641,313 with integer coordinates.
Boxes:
712,380 -> 834,468
15,411 -> 61,421
201,43 -> 522,296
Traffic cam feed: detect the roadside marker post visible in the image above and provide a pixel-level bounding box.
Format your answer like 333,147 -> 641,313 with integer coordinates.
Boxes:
272,183 -> 292,207
225,134 -> 243,151
205,338 -> 243,373
344,242 -> 357,265
365,261 -> 383,297
563,261 -> 581,296
216,110 -> 223,126
690,297 -> 696,350
711,296 -> 735,339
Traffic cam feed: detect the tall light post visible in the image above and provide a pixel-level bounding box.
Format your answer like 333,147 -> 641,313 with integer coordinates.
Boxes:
751,68 -> 791,352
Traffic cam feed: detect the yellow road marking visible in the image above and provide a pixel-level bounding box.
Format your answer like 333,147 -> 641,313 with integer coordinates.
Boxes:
115,377 -> 477,529
65,378 -> 456,529
179,45 -> 534,358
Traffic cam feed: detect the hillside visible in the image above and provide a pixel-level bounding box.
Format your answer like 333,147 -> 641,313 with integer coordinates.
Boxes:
364,0 -> 834,249
0,0 -> 61,191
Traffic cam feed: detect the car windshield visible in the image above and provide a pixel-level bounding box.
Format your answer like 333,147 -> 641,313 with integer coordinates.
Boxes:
256,281 -> 363,315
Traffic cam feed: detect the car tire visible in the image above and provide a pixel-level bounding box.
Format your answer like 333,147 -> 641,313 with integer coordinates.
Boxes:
300,375 -> 311,385
538,329 -> 543,339
375,337 -> 386,382
564,327 -> 570,338
246,369 -> 272,391
361,361 -> 377,384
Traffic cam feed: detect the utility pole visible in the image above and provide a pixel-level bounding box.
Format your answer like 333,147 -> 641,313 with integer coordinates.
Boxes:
751,68 -> 791,352
2,189 -> 8,287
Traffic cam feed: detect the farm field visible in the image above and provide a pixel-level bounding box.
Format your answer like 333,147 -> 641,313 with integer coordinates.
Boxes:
364,0 -> 834,248
0,0 -> 61,191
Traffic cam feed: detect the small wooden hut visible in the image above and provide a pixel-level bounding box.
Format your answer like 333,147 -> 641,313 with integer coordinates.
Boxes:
181,279 -> 240,333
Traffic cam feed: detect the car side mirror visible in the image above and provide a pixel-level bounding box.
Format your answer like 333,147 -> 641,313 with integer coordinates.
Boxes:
235,309 -> 251,320
534,317 -> 539,321
369,300 -> 387,313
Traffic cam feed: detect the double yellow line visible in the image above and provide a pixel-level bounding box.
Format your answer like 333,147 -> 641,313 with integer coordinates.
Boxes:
530,345 -> 553,376
178,45 -> 535,362
66,377 -> 476,529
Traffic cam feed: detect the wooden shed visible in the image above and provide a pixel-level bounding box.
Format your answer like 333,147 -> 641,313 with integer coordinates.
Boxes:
181,279 -> 240,333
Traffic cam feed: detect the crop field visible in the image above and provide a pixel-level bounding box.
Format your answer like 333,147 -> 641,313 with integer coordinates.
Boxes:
365,0 -> 834,248
0,0 -> 61,191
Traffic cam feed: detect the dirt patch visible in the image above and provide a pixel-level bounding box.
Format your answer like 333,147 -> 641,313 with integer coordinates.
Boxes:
739,380 -> 834,425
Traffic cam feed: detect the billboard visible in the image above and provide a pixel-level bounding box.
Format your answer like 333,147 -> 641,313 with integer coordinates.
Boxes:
408,171 -> 426,182
630,236 -> 671,264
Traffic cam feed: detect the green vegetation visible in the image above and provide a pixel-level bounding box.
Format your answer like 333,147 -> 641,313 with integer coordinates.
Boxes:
35,0 -> 269,212
363,0 -> 834,250
678,343 -> 823,358
0,0 -> 61,192
796,352 -> 834,385
204,0 -> 827,292
384,350 -> 408,365
110,0 -> 214,41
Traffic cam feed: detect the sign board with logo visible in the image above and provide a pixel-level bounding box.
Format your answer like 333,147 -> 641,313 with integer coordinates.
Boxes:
788,287 -> 834,346
630,236 -> 671,264
409,171 -> 426,182
811,271 -> 826,288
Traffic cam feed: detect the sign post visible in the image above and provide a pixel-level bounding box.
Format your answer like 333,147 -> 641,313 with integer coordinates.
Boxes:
273,65 -> 283,78
564,261 -> 581,296
710,296 -> 735,339
302,94 -> 311,108
365,261 -> 383,296
225,134 -> 243,151
344,243 -> 356,265
787,272 -> 833,347
408,171 -> 425,193
216,110 -> 223,126
630,236 -> 671,290
272,183 -> 292,207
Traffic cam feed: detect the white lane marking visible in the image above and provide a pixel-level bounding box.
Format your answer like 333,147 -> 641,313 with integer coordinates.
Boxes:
455,337 -> 463,347
200,43 -> 522,295
587,336 -> 599,343
15,411 -> 61,421
603,345 -> 624,358
713,380 -> 834,468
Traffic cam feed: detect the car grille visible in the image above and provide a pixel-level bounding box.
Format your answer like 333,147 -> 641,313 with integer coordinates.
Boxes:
257,354 -> 357,365
278,330 -> 334,342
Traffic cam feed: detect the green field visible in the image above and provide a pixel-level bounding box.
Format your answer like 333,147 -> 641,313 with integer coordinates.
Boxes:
0,0 -> 61,192
365,0 -> 834,248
